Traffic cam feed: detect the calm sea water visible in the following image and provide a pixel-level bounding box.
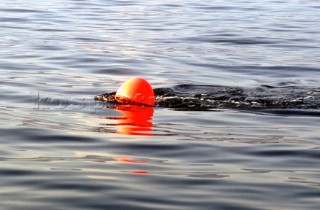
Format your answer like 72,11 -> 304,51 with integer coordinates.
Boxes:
1,0 -> 320,209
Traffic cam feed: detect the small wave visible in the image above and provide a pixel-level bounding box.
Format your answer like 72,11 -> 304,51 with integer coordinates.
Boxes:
95,84 -> 320,111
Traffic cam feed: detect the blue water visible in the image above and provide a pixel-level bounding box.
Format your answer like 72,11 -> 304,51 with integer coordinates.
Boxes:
0,0 -> 320,209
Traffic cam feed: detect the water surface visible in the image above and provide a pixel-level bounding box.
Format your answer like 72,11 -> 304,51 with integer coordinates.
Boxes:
0,0 -> 320,209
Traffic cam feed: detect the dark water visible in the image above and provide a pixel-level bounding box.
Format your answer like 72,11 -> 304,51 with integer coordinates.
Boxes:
96,84 -> 320,110
1,0 -> 320,209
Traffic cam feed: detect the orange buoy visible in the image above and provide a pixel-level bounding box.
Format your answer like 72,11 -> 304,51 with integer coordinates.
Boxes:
115,77 -> 155,106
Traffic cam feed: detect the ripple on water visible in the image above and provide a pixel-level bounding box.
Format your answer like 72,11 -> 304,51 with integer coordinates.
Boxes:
1,0 -> 320,210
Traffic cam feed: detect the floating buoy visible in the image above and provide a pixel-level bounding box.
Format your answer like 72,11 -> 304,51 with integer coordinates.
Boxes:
115,77 -> 155,106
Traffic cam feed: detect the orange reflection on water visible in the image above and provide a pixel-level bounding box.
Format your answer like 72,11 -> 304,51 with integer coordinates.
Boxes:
114,105 -> 154,136
115,156 -> 148,164
115,156 -> 150,175
128,170 -> 150,175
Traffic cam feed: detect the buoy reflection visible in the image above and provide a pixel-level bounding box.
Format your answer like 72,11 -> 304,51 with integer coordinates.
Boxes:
115,156 -> 150,175
114,105 -> 154,136
115,156 -> 148,164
